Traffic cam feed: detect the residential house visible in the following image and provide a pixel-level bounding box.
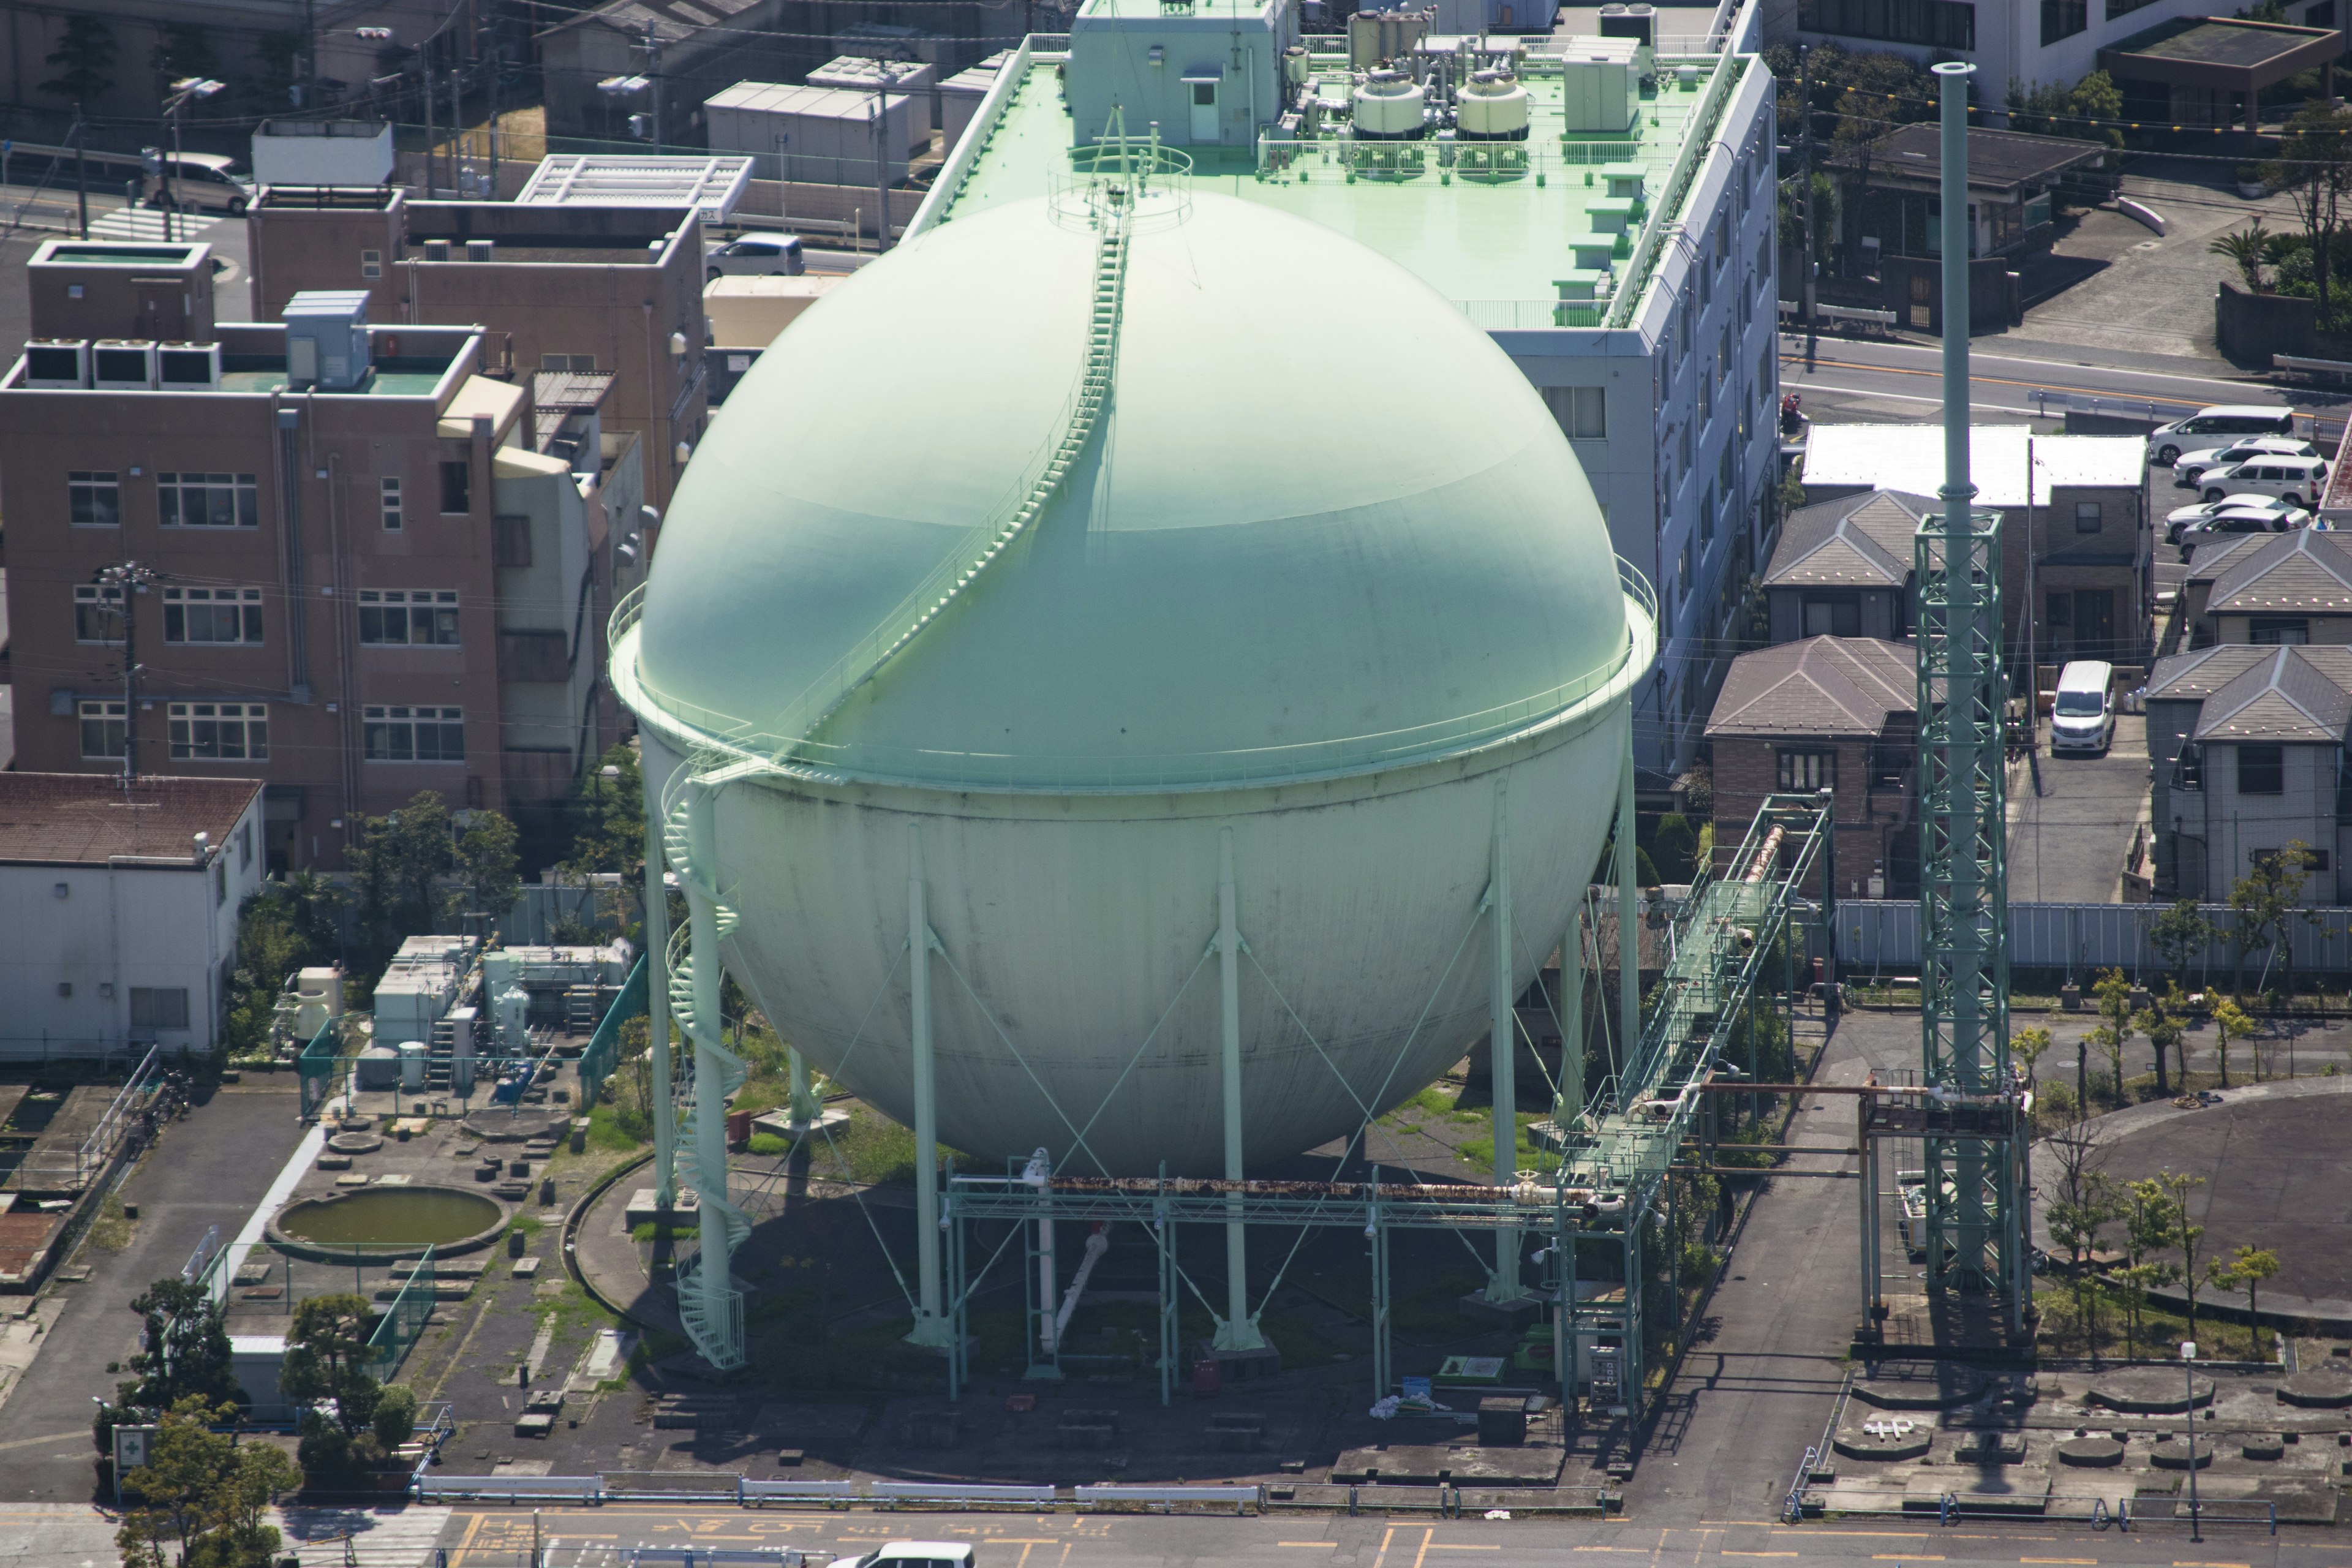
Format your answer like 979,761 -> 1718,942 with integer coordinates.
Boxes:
2198,529 -> 2352,649
2144,644 -> 2352,903
1704,636 -> 1919,898
1800,423 -> 2151,665
1762,489 -> 1929,643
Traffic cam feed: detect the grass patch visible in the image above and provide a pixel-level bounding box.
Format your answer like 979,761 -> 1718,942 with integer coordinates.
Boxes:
1456,1111 -> 1561,1175
586,1102 -> 649,1153
86,1194 -> 134,1254
747,1132 -> 789,1156
631,1220 -> 699,1243
508,1215 -> 545,1235
1379,1084 -> 1460,1126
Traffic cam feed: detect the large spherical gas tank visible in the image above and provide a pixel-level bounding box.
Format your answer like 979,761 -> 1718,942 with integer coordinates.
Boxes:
615,184 -> 1652,1175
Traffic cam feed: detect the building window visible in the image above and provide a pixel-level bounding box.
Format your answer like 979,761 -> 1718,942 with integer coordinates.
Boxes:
2250,617 -> 2311,646
1678,424 -> 1692,478
164,586 -> 263,645
1804,597 -> 1861,637
159,472 -> 258,528
2040,0 -> 2087,42
1545,386 -> 1607,439
1699,368 -> 1714,423
358,589 -> 461,647
381,477 -> 404,532
2106,0 -> 2158,18
1702,483 -> 1717,543
1677,540 -> 1693,604
1796,0 -> 1974,48
79,699 -> 125,759
238,821 -> 252,870
363,704 -> 465,761
2074,500 -> 2102,533
74,583 -> 124,644
129,987 -> 191,1031
540,353 -> 597,372
2308,0 -> 2337,24
1778,748 -> 1836,791
2237,743 -> 2285,796
439,460 -> 471,514
361,249 -> 383,279
168,701 -> 268,761
69,471 -> 121,526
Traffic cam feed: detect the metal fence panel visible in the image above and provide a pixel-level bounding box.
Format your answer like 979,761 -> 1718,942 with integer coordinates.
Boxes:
576,954 -> 647,1110
1834,899 -> 2352,979
415,1474 -> 601,1502
366,1246 -> 434,1381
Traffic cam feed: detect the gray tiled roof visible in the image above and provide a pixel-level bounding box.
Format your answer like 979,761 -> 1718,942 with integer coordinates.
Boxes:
1705,636 -> 1916,739
1763,490 -> 1933,589
2146,644 -> 2272,703
2181,531 -> 2270,584
2193,646 -> 2352,744
2206,529 -> 2352,616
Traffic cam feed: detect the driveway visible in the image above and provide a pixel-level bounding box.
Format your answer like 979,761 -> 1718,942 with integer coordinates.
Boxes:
2008,712 -> 2151,903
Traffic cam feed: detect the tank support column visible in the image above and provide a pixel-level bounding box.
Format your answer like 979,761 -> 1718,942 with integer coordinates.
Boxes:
643,797 -> 677,1207
906,826 -> 954,1348
1486,779 -> 1523,1303
787,1048 -> 820,1125
1213,826 -> 1265,1352
1616,736 -> 1641,1075
1557,898 -> 1585,1127
685,783 -> 736,1348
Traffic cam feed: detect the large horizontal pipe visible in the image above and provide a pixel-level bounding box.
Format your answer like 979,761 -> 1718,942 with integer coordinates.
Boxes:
1671,1164 -> 1860,1179
1684,1144 -> 1861,1156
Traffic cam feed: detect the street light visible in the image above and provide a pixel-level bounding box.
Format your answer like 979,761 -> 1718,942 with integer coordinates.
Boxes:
2182,1340 -> 2202,1542
158,76 -> 224,244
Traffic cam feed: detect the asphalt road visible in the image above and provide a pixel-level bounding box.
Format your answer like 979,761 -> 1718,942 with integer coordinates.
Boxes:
2008,715 -> 2152,906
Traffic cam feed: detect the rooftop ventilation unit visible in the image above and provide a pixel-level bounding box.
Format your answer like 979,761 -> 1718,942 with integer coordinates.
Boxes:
23,338 -> 89,388
283,289 -> 372,391
465,238 -> 495,262
423,238 -> 452,262
91,339 -> 158,390
157,341 -> 222,390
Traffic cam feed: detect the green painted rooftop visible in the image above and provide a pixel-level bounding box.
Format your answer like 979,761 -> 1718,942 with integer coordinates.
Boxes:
936,50 -> 1738,321
217,369 -> 448,395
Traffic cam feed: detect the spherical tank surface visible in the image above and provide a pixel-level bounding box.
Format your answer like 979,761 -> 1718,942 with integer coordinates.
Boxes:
617,184 -> 1654,1175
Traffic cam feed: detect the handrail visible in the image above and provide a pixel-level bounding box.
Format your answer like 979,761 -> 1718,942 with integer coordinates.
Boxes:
1608,56 -> 1744,329
608,565 -> 1657,794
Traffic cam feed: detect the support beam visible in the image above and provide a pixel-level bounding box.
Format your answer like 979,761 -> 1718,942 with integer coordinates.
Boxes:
1213,826 -> 1265,1351
1558,897 -> 1585,1126
684,782 -> 734,1341
787,1046 -> 820,1125
906,826 -> 952,1348
1616,736 -> 1641,1077
643,792 -> 676,1208
1487,778 -> 1522,1302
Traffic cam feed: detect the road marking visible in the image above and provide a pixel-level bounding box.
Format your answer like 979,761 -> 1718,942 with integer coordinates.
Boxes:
1780,1531 -> 1930,1539
1371,1525 -> 1396,1568
0,1431 -> 91,1453
1411,1526 -> 1435,1568
1722,1553 -> 1800,1558
2174,1562 -> 2251,1567
1874,1557 -> 1941,1561
2019,1558 -> 2100,1563
1428,1548 -> 1501,1553
1280,1545 -> 1341,1550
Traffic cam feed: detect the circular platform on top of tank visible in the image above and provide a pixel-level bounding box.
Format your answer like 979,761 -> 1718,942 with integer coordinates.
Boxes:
326,1131 -> 382,1155
462,1107 -> 570,1144
268,1185 -> 508,1261
1833,1425 -> 1932,1461
2070,1079 -> 2352,1328
2085,1369 -> 2215,1413
1852,1364 -> 1989,1409
2279,1369 -> 2352,1408
2056,1436 -> 2127,1467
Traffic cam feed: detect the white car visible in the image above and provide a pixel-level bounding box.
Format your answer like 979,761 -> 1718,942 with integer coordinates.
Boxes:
2172,435 -> 2316,487
706,233 -> 806,281
837,1545 -> 976,1568
2200,454 -> 2329,508
2147,405 -> 2297,467
2165,494 -> 2309,548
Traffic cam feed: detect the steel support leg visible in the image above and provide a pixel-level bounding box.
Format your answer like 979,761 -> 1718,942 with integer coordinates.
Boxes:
1369,1192 -> 1391,1399
1156,1167 -> 1175,1407
787,1046 -> 820,1125
1617,737 -> 1641,1085
1559,899 -> 1585,1126
905,826 -> 952,1348
643,797 -> 676,1207
685,784 -> 734,1346
1488,779 -> 1522,1302
1213,826 -> 1264,1352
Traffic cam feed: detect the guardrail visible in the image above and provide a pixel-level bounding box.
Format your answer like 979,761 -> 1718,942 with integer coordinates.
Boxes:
2274,353 -> 2352,383
1777,300 -> 1897,331
869,1482 -> 1058,1509
739,1479 -> 858,1505
1074,1484 -> 1259,1514
417,1474 -> 604,1503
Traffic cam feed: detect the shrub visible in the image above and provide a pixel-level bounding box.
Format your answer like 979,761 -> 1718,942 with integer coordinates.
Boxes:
747,1132 -> 789,1156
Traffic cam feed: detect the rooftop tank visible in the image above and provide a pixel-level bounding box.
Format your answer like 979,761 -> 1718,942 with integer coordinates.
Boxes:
614,183 -> 1652,1176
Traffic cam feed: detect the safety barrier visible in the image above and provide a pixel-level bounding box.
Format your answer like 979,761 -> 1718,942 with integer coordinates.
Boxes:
1074,1483 -> 1260,1514
575,954 -> 647,1110
1778,300 -> 1898,330
416,1474 -> 603,1503
867,1482 -> 1057,1509
739,1479 -> 858,1506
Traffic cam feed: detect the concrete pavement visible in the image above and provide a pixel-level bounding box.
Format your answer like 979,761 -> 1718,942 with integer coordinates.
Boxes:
2008,715 -> 2151,906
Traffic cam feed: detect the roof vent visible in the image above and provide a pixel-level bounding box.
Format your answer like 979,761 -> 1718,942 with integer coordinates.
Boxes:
465,238 -> 495,262
283,289 -> 373,392
423,238 -> 451,262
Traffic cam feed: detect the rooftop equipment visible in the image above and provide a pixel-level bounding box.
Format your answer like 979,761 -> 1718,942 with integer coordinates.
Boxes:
23,339 -> 89,388
1353,69 -> 1429,138
282,290 -> 372,391
1558,37 -> 1638,134
1351,6 -> 1433,66
90,339 -> 157,390
157,341 -> 222,389
1456,69 -> 1530,140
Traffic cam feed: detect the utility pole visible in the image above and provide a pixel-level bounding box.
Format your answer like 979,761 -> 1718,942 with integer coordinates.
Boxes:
96,563 -> 157,785
72,109 -> 89,239
1798,44 -> 1818,364
645,24 -> 664,148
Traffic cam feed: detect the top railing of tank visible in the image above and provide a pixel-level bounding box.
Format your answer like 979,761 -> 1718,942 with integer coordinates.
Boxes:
607,564 -> 1657,794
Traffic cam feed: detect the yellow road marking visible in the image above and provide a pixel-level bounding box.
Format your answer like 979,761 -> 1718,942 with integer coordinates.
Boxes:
1371,1525 -> 1396,1568
1428,1547 -> 1502,1552
2020,1558 -> 2100,1564
1411,1527 -> 1436,1568
1280,1545 -> 1342,1550
1723,1553 -> 1800,1558
1875,1556 -> 1941,1561
0,1431 -> 91,1453
2175,1562 -> 2251,1567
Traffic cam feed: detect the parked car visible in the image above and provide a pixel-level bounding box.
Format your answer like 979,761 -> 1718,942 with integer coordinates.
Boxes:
2049,660 -> 2116,755
2165,494 -> 2309,548
2147,405 -> 2297,467
706,233 -> 806,281
838,1546 -> 976,1568
2200,454 -> 2329,507
144,151 -> 253,214
2171,435 -> 2316,487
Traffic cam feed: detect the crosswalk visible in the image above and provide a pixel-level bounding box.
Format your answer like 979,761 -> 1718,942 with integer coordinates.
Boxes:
275,1502 -> 452,1566
82,203 -> 222,243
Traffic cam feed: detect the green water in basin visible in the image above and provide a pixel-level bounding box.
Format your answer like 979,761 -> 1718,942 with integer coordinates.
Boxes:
277,1188 -> 501,1248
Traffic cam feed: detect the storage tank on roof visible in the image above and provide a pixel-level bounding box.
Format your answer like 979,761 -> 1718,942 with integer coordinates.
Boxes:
1457,69 -> 1531,140
1353,69 -> 1428,138
613,183 -> 1653,1176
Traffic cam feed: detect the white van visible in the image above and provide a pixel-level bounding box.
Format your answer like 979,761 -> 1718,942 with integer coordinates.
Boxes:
838,1546 -> 976,1568
2199,453 -> 2329,508
2049,660 -> 2116,755
145,151 -> 254,215
2147,405 -> 2296,467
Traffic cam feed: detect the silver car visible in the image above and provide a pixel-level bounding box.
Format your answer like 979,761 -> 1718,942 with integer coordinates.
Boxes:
2165,494 -> 2308,548
2171,435 -> 2315,488
706,233 -> 806,281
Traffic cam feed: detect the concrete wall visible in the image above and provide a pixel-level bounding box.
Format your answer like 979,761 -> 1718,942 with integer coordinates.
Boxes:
1710,729 -> 1915,897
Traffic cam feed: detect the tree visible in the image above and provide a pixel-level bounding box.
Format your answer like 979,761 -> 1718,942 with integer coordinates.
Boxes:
2225,1244 -> 2280,1358
2156,1169 -> 2209,1339
115,1395 -> 299,1568
148,23 -> 220,97
2041,1119 -> 2122,1356
280,1293 -> 382,1479
1652,813 -> 1697,883
2230,840 -> 2313,1001
562,743 -> 647,938
2088,968 -> 2135,1108
371,1384 -> 419,1450
2213,994 -> 2253,1087
2137,989 -> 2182,1098
2122,1177 -> 2185,1356
119,1278 -> 239,1415
39,15 -> 117,103
2209,221 -> 2275,293
2149,899 -> 2217,996
2266,102 -> 2352,327
350,792 -> 455,968
453,809 -> 521,934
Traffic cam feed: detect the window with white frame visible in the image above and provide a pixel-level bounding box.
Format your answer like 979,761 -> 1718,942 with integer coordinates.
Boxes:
169,702 -> 268,761
74,583 -> 123,644
164,586 -> 263,645
1545,386 -> 1607,440
361,249 -> 383,280
69,471 -> 121,526
158,472 -> 258,528
359,589 -> 461,647
381,476 -> 404,532
130,987 -> 190,1030
78,699 -> 125,759
363,704 -> 464,761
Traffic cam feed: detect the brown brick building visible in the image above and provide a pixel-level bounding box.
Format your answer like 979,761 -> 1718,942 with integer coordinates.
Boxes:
0,270 -> 635,875
1704,636 -> 1919,899
247,191 -> 706,510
